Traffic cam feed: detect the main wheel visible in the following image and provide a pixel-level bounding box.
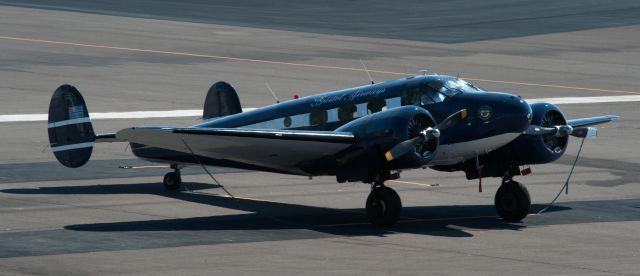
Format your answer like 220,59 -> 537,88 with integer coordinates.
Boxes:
366,186 -> 402,227
495,180 -> 531,222
163,172 -> 182,191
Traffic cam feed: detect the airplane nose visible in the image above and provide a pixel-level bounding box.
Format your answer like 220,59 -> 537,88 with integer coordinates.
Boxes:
481,92 -> 532,133
507,95 -> 532,132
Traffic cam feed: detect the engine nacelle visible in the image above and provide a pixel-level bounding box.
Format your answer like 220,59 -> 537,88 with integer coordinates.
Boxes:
334,106 -> 437,182
511,102 -> 568,165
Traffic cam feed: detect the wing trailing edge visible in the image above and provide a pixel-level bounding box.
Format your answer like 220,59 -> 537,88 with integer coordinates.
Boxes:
115,127 -> 356,174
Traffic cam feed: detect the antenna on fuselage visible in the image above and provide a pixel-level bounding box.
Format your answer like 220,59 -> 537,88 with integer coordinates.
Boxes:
265,82 -> 280,104
359,59 -> 375,84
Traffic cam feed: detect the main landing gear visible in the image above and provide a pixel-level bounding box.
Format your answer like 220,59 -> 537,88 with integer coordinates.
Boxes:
162,164 -> 182,191
494,177 -> 531,222
366,177 -> 402,227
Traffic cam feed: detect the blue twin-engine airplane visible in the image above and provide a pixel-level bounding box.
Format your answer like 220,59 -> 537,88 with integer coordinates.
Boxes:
47,73 -> 618,226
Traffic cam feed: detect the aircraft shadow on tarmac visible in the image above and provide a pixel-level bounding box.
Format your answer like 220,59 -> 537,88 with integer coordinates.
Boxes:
3,181 -> 615,239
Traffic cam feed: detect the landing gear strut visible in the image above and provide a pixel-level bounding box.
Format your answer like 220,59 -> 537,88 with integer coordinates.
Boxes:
366,177 -> 402,227
163,164 -> 182,191
494,177 -> 531,222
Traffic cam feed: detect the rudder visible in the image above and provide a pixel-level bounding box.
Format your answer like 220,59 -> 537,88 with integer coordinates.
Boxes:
203,81 -> 242,120
48,84 -> 95,168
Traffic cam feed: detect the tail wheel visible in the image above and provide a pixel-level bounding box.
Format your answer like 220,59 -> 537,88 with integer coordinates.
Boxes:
366,186 -> 402,227
163,172 -> 182,191
495,180 -> 531,222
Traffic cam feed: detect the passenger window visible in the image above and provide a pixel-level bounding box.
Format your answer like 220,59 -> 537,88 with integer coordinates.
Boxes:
367,98 -> 387,114
338,103 -> 357,121
309,109 -> 328,126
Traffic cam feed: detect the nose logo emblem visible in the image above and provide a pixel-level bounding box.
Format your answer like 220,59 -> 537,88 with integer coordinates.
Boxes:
478,106 -> 492,121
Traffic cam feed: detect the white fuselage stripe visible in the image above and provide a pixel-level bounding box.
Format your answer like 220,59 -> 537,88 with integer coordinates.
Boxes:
47,117 -> 91,128
1,95 -> 636,123
51,142 -> 95,152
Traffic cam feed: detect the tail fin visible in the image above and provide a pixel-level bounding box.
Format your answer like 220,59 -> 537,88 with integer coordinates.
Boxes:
203,81 -> 242,120
47,84 -> 95,168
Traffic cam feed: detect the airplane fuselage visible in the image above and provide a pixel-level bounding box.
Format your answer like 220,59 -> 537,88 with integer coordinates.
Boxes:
191,75 -> 532,167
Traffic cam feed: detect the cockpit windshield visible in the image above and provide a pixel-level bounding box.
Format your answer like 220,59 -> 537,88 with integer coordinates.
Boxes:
423,78 -> 483,99
442,78 -> 484,95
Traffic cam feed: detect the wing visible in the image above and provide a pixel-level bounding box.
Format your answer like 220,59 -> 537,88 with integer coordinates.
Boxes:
116,127 -> 356,174
566,115 -> 619,128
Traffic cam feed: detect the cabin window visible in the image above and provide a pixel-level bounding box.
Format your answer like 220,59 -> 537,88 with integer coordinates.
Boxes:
309,109 -> 328,126
367,98 -> 387,114
338,103 -> 357,121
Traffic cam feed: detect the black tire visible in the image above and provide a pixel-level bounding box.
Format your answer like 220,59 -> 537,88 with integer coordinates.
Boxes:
366,186 -> 402,227
163,172 -> 182,191
495,180 -> 531,222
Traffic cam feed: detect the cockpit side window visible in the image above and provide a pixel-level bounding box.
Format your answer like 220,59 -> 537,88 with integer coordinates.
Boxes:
402,81 -> 452,106
401,85 -> 423,106
424,81 -> 448,103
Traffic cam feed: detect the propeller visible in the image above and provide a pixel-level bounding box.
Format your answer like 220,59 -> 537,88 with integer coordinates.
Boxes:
525,125 -> 597,138
385,109 -> 468,161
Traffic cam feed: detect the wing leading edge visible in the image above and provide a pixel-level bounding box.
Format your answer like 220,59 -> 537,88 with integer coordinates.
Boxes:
566,115 -> 619,128
116,127 -> 356,174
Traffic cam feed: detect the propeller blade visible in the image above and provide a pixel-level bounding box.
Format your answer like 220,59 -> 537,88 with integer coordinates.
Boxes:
385,136 -> 423,161
571,127 -> 597,139
525,125 -> 597,139
436,109 -> 468,131
525,125 -> 558,135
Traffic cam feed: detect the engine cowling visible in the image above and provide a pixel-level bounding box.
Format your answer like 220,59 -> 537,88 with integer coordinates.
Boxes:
335,106 -> 438,174
512,102 -> 568,164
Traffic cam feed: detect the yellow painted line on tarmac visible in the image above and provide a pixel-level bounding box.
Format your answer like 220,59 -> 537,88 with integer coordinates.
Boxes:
388,179 -> 439,187
218,194 -> 289,205
315,221 -> 372,227
316,215 -> 499,228
129,165 -> 169,169
2,35 -> 639,95
0,35 -> 400,75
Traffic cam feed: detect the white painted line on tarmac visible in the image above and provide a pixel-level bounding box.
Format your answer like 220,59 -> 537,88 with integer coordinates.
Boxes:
527,95 -> 640,105
1,95 -> 637,123
0,108 -> 256,123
